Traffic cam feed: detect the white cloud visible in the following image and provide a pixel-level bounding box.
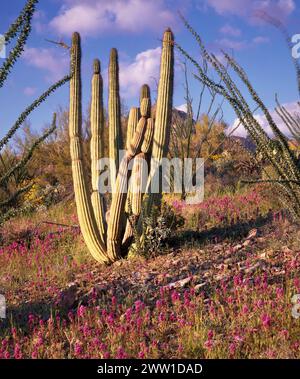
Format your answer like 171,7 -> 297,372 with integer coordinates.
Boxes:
49,0 -> 175,37
220,24 -> 241,37
176,103 -> 187,112
252,36 -> 270,44
215,38 -> 247,51
215,35 -> 269,52
23,87 -> 37,96
22,47 -> 69,82
33,10 -> 47,33
203,0 -> 295,21
119,47 -> 162,97
229,101 -> 300,137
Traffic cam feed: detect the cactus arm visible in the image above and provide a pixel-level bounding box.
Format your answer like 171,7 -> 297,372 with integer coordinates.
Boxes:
140,84 -> 151,108
126,107 -> 139,150
69,33 -> 109,264
131,152 -> 148,216
125,107 -> 139,215
90,59 -> 106,244
107,153 -> 131,260
128,98 -> 150,156
108,48 -> 122,187
141,118 -> 154,154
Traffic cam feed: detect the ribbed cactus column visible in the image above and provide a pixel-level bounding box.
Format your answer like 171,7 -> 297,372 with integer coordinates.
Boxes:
125,107 -> 139,216
145,28 -> 174,213
107,98 -> 150,259
109,48 -> 122,189
90,59 -> 106,243
126,107 -> 139,151
140,84 -> 151,109
123,85 -> 152,244
142,117 -> 154,154
131,118 -> 154,216
69,33 -> 109,264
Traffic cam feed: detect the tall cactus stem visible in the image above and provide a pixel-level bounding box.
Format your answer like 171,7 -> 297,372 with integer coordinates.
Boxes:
69,33 -> 109,264
90,59 -> 106,243
109,48 -> 122,187
145,28 -> 174,213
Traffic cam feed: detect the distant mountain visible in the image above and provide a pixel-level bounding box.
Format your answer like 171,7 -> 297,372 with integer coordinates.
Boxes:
230,135 -> 256,152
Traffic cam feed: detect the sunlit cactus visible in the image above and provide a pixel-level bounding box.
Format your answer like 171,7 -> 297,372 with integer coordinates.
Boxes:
69,33 -> 108,263
69,28 -> 174,263
144,28 -> 174,214
126,107 -> 139,150
108,48 -> 122,187
90,59 -> 106,242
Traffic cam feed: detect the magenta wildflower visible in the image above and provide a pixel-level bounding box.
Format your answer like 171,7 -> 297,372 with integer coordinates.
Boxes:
261,313 -> 272,328
74,341 -> 83,356
14,343 -> 22,359
203,339 -> 213,350
77,305 -> 86,318
116,346 -> 127,359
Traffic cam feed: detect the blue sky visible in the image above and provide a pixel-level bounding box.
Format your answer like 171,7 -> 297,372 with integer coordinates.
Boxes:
0,0 -> 299,139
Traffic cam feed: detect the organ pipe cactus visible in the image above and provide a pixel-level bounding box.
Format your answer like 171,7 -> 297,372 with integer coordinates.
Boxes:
69,29 -> 174,263
145,28 -> 174,214
126,107 -> 139,150
69,33 -> 108,263
90,59 -> 106,242
108,48 -> 122,187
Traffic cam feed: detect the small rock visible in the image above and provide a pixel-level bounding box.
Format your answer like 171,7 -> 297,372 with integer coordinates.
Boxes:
194,282 -> 208,293
232,244 -> 243,252
58,283 -> 78,310
166,277 -> 191,289
246,228 -> 257,240
242,239 -> 251,247
243,260 -> 267,274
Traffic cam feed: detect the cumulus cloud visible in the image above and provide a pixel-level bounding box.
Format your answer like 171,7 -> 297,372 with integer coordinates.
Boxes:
33,10 -> 47,33
49,0 -> 176,37
23,87 -> 37,96
220,24 -> 241,37
202,0 -> 295,21
175,103 -> 188,112
22,47 -> 69,81
215,38 -> 247,51
215,35 -> 270,51
252,36 -> 270,44
118,47 -> 161,97
229,101 -> 300,138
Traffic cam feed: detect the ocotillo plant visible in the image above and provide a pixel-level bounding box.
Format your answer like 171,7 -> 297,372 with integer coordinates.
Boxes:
69,29 -> 174,263
0,0 -> 71,223
176,15 -> 300,219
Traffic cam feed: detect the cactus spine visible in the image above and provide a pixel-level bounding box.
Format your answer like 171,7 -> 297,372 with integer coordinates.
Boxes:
69,29 -> 174,263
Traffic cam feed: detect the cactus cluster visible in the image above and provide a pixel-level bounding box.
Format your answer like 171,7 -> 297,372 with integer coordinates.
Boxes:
69,29 -> 174,263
